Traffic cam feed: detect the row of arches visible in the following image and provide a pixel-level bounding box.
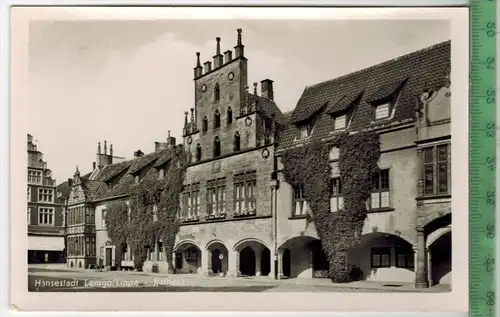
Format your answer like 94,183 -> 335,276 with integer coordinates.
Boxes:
171,228 -> 450,286
201,107 -> 233,134
194,132 -> 241,161
174,239 -> 272,277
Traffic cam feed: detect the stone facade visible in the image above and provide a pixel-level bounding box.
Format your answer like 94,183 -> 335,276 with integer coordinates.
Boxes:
174,30 -> 281,277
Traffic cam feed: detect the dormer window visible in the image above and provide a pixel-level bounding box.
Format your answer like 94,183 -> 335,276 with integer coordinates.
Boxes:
202,116 -> 208,133
367,78 -> 407,121
297,122 -> 314,139
213,137 -> 221,157
375,102 -> 391,120
214,110 -> 221,129
196,144 -> 202,161
158,168 -> 165,180
333,114 -> 347,130
227,107 -> 233,125
214,83 -> 220,102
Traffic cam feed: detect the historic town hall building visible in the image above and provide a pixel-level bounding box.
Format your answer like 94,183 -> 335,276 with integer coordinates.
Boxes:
65,29 -> 451,288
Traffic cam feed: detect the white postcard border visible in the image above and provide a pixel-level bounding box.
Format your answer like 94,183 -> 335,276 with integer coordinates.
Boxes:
9,6 -> 469,312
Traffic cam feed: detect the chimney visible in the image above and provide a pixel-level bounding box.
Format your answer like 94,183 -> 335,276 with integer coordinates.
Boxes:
68,178 -> 73,187
155,142 -> 168,153
260,79 -> 274,100
204,61 -> 212,74
253,82 -> 258,96
167,130 -> 176,148
93,161 -> 96,170
194,52 -> 203,78
190,108 -> 195,124
134,150 -> 144,158
104,141 -> 108,155
110,144 -> 113,157
234,28 -> 244,58
96,142 -> 102,168
213,37 -> 224,68
224,50 -> 233,64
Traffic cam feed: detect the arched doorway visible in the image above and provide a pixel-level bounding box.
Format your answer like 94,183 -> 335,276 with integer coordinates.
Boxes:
278,235 -> 319,278
430,231 -> 451,285
239,247 -> 256,276
261,248 -> 271,276
207,241 -> 228,275
233,239 -> 272,277
283,249 -> 291,277
174,242 -> 202,274
211,249 -> 223,274
346,232 -> 415,282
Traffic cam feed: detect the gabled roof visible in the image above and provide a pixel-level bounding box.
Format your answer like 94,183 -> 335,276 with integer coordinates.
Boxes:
91,147 -> 178,202
277,40 -> 451,151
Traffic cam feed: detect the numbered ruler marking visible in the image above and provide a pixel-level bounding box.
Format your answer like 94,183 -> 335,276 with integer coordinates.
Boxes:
470,1 -> 497,317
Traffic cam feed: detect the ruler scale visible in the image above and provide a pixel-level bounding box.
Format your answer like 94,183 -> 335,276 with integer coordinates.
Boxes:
470,1 -> 497,317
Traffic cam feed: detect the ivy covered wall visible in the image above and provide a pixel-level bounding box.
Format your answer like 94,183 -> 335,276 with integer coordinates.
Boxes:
104,146 -> 188,272
282,131 -> 380,282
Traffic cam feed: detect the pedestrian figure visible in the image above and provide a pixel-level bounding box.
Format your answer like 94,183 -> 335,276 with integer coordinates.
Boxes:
99,257 -> 104,272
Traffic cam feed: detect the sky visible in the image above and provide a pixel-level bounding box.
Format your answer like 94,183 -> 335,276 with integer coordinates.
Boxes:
27,18 -> 450,184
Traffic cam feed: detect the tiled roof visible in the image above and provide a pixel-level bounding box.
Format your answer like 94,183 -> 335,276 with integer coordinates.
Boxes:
327,91 -> 363,115
289,102 -> 328,124
96,161 -> 133,183
79,177 -> 100,200
277,40 -> 451,151
91,147 -> 176,201
128,152 -> 161,175
153,149 -> 174,168
366,77 -> 408,104
244,92 -> 286,126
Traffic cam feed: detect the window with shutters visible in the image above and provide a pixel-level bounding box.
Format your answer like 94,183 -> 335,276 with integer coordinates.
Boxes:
375,103 -> 391,120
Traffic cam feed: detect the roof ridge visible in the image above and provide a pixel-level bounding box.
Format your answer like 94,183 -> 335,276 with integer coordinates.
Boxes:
305,40 -> 450,91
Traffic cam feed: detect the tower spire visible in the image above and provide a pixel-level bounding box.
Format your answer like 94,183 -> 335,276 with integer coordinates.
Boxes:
237,28 -> 242,46
235,28 -> 245,58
